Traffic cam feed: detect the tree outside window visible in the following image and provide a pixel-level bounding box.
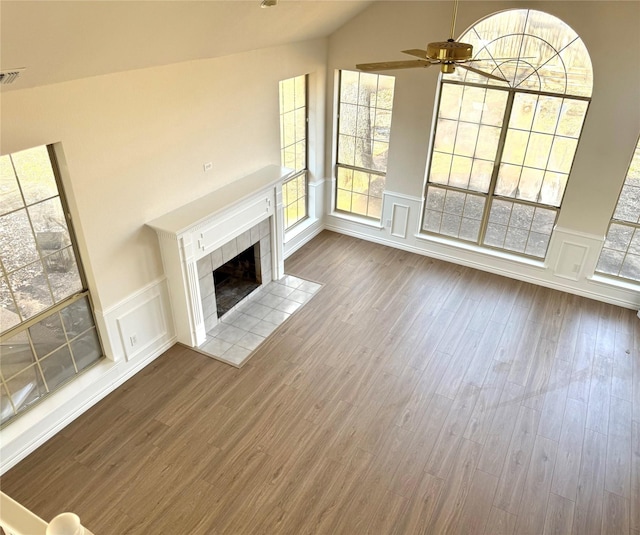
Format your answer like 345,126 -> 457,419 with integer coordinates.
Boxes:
336,70 -> 395,220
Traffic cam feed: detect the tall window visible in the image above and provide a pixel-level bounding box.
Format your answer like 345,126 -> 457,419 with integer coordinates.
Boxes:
279,75 -> 308,230
596,138 -> 640,281
336,70 -> 395,220
0,145 -> 103,426
422,10 -> 592,258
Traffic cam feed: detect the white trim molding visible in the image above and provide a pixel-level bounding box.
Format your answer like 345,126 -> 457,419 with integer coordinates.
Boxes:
0,277 -> 175,474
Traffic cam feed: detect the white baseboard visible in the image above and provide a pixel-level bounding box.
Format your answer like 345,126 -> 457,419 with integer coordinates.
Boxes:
0,278 -> 176,475
325,218 -> 640,310
284,218 -> 325,259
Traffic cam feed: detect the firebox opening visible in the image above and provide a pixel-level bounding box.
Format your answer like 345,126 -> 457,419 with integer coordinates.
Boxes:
213,244 -> 261,318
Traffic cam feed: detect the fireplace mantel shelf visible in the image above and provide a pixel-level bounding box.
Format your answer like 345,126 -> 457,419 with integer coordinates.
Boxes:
148,165 -> 293,236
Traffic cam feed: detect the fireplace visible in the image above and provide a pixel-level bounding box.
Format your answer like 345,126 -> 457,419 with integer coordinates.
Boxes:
148,165 -> 290,348
213,243 -> 261,317
197,219 -> 272,332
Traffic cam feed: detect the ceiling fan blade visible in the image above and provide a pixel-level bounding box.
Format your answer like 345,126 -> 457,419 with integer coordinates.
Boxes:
356,60 -> 432,72
458,64 -> 508,82
467,56 -> 536,63
402,49 -> 430,59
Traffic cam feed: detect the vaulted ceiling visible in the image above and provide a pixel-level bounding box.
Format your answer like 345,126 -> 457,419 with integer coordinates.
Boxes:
0,0 -> 373,91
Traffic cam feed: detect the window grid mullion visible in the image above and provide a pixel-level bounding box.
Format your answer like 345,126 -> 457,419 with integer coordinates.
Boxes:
477,89 -> 516,247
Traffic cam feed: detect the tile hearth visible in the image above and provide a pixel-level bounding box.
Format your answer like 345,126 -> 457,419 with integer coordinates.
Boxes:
196,275 -> 321,367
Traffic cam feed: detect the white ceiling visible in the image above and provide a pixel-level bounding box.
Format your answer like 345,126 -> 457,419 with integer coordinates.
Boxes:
0,0 -> 373,91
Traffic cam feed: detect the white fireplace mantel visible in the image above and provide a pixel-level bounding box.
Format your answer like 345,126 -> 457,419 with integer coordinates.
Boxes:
147,165 -> 293,347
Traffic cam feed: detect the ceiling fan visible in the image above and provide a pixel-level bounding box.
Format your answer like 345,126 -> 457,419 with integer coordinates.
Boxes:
356,0 -> 508,82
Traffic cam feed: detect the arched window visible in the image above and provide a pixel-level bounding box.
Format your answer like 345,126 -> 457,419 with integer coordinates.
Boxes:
422,9 -> 592,258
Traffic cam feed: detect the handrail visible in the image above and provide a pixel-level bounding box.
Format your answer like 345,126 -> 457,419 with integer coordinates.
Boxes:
0,492 -> 94,535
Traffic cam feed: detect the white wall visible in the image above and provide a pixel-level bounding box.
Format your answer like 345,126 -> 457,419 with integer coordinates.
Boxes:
0,38 -> 328,472
324,0 -> 640,308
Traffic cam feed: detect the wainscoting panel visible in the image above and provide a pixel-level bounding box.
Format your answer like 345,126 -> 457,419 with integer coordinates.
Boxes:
390,203 -> 410,239
0,278 -> 176,474
326,189 -> 640,309
102,276 -> 174,362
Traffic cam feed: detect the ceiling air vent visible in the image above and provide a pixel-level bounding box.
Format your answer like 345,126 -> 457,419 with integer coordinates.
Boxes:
0,69 -> 25,85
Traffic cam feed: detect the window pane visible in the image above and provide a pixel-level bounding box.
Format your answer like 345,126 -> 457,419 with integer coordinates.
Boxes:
614,185 -> 640,223
450,156 -> 473,189
469,160 -> 494,193
619,253 -> 640,281
434,119 -> 457,153
475,126 -> 501,161
502,130 -> 528,166
60,296 -> 95,338
0,156 -> 23,216
351,193 -> 368,216
374,110 -> 392,142
40,346 -> 77,391
496,164 -> 521,198
484,200 -> 555,258
339,103 -> 357,135
518,167 -> 545,203
604,223 -> 634,252
8,261 -> 53,320
29,312 -> 67,358
460,86 -> 486,124
367,197 -> 382,219
12,146 -> 58,206
0,275 -> 21,330
482,90 -> 509,127
340,70 -> 360,104
336,189 -> 352,212
557,100 -> 588,137
596,248 -> 625,276
439,84 -> 463,120
338,135 -> 356,166
71,328 -> 102,372
539,171 -> 568,207
548,137 -> 578,174
532,96 -> 562,134
510,93 -> 537,131
423,186 -> 485,242
376,75 -> 395,110
0,209 -> 39,273
0,330 -> 35,381
1,384 -> 15,425
5,364 -> 47,415
524,133 -> 553,169
429,153 -> 453,185
455,123 -> 479,157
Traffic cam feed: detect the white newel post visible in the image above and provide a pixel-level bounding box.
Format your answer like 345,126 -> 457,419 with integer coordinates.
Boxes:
147,165 -> 292,349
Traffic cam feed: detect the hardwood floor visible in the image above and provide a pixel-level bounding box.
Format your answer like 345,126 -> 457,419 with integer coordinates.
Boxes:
2,231 -> 639,534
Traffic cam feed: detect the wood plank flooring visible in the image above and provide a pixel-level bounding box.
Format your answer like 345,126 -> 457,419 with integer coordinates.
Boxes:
2,231 -> 640,534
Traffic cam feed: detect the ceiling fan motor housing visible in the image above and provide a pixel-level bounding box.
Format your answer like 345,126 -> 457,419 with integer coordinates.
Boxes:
426,40 -> 473,62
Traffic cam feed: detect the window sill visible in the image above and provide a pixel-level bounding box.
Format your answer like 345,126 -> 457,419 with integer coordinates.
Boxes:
329,210 -> 384,230
284,216 -> 316,243
414,231 -> 546,269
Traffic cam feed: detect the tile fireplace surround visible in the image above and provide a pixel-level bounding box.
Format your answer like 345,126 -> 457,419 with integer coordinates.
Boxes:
148,165 -> 293,350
